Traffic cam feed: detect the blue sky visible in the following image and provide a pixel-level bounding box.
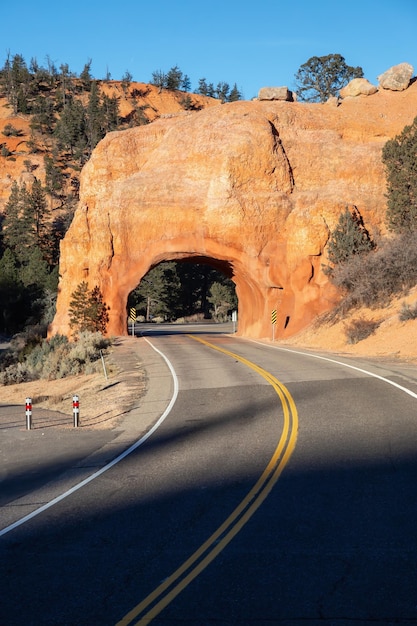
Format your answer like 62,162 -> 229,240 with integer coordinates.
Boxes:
3,0 -> 417,100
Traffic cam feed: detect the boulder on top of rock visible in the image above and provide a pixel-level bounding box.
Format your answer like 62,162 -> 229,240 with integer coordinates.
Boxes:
340,78 -> 378,98
378,63 -> 414,91
258,86 -> 294,101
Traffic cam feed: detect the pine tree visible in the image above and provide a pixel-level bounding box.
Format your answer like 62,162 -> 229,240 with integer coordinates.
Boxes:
3,180 -> 52,263
54,99 -> 87,159
30,95 -> 56,135
121,70 -> 132,95
382,115 -> 417,233
2,181 -> 31,256
44,154 -> 65,199
20,246 -> 51,288
80,59 -> 92,91
2,54 -> 31,114
166,66 -> 183,90
86,81 -> 104,155
30,57 -> 51,89
88,285 -> 110,333
196,78 -> 209,96
175,262 -> 211,316
0,54 -> 12,103
101,93 -> 120,132
69,281 -> 91,333
0,248 -> 19,285
326,206 -> 375,271
228,83 -> 242,102
69,281 -> 109,335
215,82 -> 230,102
58,63 -> 72,108
0,248 -> 26,334
181,75 -> 191,92
132,263 -> 180,320
26,178 -> 51,250
2,181 -> 21,251
45,55 -> 59,86
196,78 -> 215,98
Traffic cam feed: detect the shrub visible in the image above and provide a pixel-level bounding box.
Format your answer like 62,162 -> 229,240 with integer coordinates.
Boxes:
179,95 -> 194,110
0,361 -> 31,385
65,331 -> 110,375
0,331 -> 112,384
0,144 -> 12,157
399,302 -> 417,321
2,124 -> 22,137
344,317 -> 380,344
331,231 -> 417,314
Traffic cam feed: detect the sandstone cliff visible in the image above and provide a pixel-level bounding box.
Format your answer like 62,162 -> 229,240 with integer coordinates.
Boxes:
50,81 -> 417,339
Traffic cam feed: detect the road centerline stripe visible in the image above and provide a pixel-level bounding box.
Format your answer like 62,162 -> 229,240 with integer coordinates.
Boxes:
117,334 -> 298,626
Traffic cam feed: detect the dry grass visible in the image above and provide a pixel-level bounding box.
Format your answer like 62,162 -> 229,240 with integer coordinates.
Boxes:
284,286 -> 417,363
0,346 -> 146,429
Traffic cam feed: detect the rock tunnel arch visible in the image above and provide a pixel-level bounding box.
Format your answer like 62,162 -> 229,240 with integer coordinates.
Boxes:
133,254 -> 236,322
50,221 -> 288,340
100,240 -> 271,338
48,95 -> 397,340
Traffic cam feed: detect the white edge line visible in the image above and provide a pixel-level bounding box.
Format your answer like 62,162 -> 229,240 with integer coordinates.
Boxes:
0,336 -> 178,537
249,340 -> 417,400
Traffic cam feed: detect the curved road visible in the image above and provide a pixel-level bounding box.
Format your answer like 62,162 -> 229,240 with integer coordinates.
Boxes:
1,325 -> 417,625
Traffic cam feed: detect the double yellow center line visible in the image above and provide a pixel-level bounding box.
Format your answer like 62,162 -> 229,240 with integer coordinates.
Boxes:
117,335 -> 298,625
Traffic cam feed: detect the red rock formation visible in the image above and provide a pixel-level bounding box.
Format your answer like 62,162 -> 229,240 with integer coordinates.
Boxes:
50,82 -> 417,339
0,83 -> 218,209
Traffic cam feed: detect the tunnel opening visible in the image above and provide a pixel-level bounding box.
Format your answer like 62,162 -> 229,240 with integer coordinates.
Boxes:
127,257 -> 237,324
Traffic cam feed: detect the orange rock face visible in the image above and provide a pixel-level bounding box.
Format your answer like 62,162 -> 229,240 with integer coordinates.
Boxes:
50,83 -> 417,339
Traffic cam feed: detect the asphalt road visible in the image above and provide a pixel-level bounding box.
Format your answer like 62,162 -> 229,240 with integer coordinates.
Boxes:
1,326 -> 417,625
